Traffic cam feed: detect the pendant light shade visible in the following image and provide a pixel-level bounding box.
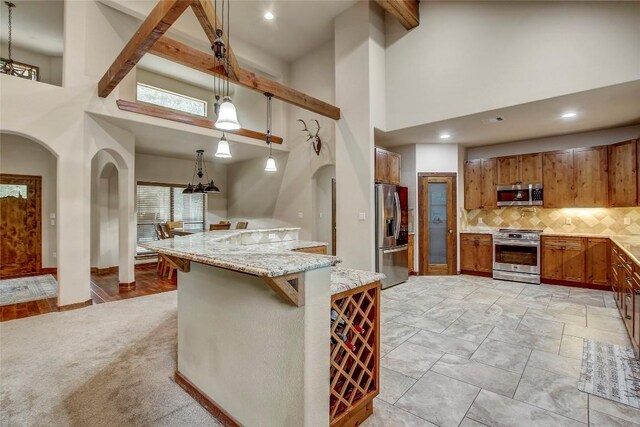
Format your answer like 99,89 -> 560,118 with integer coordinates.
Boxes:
265,155 -> 277,172
215,96 -> 240,130
205,180 -> 220,193
215,134 -> 232,158
182,183 -> 194,194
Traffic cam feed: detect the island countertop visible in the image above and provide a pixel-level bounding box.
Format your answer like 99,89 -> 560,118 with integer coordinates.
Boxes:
330,267 -> 385,295
140,228 -> 337,277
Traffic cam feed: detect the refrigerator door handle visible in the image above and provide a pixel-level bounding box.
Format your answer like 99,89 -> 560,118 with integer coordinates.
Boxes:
383,245 -> 409,254
394,191 -> 401,239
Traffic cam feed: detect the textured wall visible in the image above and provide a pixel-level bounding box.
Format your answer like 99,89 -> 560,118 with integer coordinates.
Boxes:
463,207 -> 640,236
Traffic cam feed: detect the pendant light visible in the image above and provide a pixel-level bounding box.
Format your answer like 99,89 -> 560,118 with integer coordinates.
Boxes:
183,150 -> 220,194
264,93 -> 277,172
215,133 -> 232,158
214,0 -> 241,131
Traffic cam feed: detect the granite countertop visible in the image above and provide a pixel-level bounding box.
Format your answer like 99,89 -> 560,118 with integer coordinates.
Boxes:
611,236 -> 640,265
141,229 -> 337,278
330,267 -> 385,295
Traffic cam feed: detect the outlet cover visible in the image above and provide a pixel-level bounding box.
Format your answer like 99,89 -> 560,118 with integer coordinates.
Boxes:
624,217 -> 631,225
566,217 -> 572,225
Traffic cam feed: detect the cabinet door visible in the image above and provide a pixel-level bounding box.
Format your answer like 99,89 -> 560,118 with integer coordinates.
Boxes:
543,150 -> 574,208
574,146 -> 608,207
633,267 -> 640,347
497,156 -> 519,185
518,153 -> 542,184
481,158 -> 498,209
464,160 -> 482,210
408,234 -> 414,273
476,235 -> 493,273
562,238 -> 586,283
608,140 -> 637,207
611,246 -> 620,294
586,238 -> 609,287
388,152 -> 401,185
541,238 -> 563,280
375,148 -> 389,184
460,236 -> 477,271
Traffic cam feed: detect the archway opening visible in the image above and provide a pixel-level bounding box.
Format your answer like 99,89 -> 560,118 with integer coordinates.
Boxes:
312,164 -> 336,255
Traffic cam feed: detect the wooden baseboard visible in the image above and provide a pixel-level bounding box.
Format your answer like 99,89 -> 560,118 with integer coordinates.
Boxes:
91,266 -> 118,276
332,397 -> 374,427
58,299 -> 92,312
409,271 -> 417,276
460,270 -> 493,278
541,278 -> 612,291
118,281 -> 136,290
0,268 -> 57,280
174,371 -> 241,427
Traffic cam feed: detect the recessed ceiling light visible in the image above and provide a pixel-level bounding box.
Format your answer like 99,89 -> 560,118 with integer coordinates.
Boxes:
264,11 -> 274,20
440,133 -> 451,139
561,112 -> 577,118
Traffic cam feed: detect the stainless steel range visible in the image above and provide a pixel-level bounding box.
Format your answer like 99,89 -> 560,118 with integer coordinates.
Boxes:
493,228 -> 542,284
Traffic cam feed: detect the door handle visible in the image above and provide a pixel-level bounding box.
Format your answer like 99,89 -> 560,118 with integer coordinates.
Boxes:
448,229 -> 453,234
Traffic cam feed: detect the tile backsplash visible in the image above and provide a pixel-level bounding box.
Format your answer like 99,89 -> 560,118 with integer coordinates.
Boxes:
462,207 -> 640,236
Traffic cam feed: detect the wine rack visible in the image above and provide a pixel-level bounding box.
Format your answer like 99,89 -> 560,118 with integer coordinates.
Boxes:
330,281 -> 380,426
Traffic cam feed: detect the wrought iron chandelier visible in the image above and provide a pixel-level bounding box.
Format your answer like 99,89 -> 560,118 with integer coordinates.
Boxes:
212,0 -> 240,131
1,1 -> 38,80
183,150 -> 220,194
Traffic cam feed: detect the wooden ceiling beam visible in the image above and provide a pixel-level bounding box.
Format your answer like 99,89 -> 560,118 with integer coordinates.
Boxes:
150,37 -> 341,120
190,0 -> 240,80
376,0 -> 420,30
116,99 -> 283,144
98,0 -> 192,97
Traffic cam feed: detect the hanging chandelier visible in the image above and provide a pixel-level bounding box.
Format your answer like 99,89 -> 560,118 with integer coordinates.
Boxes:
264,93 -> 277,172
213,0 -> 240,131
1,2 -> 38,80
183,150 -> 220,194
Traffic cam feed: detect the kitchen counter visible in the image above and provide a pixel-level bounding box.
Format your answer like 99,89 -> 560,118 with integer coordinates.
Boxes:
331,267 -> 385,295
461,229 -> 640,239
611,236 -> 640,265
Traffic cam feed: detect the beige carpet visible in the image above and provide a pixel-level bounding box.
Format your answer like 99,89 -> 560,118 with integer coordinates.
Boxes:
0,291 -> 222,427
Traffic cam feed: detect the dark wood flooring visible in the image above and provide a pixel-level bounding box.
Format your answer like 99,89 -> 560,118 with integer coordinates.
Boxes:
0,263 -> 177,322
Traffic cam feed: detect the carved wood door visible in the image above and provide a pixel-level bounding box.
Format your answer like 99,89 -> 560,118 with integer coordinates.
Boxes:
0,174 -> 42,276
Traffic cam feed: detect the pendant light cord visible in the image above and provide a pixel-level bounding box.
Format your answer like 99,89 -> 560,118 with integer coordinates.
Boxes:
6,2 -> 14,60
267,94 -> 272,153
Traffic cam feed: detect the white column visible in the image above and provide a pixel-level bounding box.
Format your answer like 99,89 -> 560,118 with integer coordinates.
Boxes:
118,166 -> 136,285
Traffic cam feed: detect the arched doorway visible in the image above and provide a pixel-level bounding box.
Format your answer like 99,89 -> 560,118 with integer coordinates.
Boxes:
312,164 -> 336,255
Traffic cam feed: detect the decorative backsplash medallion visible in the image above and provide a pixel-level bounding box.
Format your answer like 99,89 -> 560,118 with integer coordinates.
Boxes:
462,207 -> 640,235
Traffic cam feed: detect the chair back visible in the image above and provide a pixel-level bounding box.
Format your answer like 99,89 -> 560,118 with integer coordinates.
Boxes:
210,223 -> 231,231
219,220 -> 231,225
236,221 -> 248,229
153,223 -> 162,240
166,221 -> 183,230
162,222 -> 173,238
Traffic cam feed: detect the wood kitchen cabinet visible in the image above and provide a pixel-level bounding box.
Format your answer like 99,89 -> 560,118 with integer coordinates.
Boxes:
460,233 -> 493,275
496,153 -> 542,185
574,146 -> 608,207
586,238 -> 609,287
481,158 -> 498,208
497,156 -> 519,186
463,158 -> 497,209
542,150 -> 574,208
375,147 -> 401,185
408,233 -> 414,273
608,140 -> 637,207
541,236 -> 585,283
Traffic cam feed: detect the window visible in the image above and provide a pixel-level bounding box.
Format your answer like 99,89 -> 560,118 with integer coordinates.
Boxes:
0,184 -> 28,198
136,183 -> 206,254
136,83 -> 207,117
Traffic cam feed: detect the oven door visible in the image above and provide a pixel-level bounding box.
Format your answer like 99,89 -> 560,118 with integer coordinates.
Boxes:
493,238 -> 540,274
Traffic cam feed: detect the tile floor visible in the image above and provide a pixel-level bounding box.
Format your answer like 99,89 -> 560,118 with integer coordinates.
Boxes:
362,275 -> 640,427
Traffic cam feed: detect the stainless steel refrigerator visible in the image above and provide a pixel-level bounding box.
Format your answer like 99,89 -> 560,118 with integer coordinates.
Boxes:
375,184 -> 409,289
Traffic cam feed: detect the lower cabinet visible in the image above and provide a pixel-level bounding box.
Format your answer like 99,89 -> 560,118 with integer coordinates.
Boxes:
610,241 -> 640,352
460,234 -> 493,275
408,234 -> 414,274
586,238 -> 610,287
541,236 -> 586,283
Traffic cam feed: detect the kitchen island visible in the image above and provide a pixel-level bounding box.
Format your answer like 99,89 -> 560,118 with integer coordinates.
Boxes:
141,228 -> 383,427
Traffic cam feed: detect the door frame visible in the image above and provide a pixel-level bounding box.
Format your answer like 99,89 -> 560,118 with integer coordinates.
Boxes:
0,173 -> 43,276
331,178 -> 337,256
418,172 -> 457,275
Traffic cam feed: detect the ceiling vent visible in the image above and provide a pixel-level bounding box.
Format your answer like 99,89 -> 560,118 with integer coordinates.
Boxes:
483,117 -> 504,124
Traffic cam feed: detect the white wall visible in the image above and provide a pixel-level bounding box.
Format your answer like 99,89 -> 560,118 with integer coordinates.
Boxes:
385,1 -> 640,131
467,124 -> 640,160
312,165 -> 335,253
0,133 -> 57,268
0,43 -> 63,86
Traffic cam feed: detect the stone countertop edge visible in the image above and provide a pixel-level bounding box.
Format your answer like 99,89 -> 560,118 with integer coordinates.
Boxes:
461,230 -> 640,239
611,236 -> 640,265
330,267 -> 385,296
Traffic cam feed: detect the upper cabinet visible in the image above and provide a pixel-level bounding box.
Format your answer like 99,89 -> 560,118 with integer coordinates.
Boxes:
375,148 -> 401,185
542,150 -> 574,208
574,146 -> 608,207
480,158 -> 498,209
608,140 -> 637,207
496,153 -> 542,185
463,158 -> 498,209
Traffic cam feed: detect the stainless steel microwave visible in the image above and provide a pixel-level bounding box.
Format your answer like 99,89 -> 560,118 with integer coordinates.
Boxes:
497,184 -> 543,207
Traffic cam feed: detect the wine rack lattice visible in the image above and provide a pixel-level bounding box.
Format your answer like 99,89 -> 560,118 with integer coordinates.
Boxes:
330,281 -> 380,426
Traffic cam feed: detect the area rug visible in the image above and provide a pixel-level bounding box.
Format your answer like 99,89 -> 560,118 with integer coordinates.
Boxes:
0,274 -> 57,306
578,339 -> 640,409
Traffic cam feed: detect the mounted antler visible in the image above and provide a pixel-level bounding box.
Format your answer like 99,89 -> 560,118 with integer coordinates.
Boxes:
298,119 -> 322,156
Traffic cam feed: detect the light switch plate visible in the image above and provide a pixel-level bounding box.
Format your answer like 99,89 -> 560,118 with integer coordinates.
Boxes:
566,217 -> 572,225
298,212 -> 303,219
319,212 -> 323,219
359,212 -> 366,221
624,217 -> 631,225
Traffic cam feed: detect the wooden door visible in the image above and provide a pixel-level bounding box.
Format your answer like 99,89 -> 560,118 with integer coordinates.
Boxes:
586,238 -> 609,287
418,173 -> 457,275
563,238 -> 586,283
542,150 -> 574,208
518,153 -> 542,184
387,152 -> 401,185
541,237 -> 563,280
463,160 -> 482,209
497,156 -> 519,185
476,235 -> 493,273
481,158 -> 498,208
608,140 -> 637,207
375,148 -> 390,184
0,174 -> 42,276
460,235 -> 477,271
574,146 -> 608,207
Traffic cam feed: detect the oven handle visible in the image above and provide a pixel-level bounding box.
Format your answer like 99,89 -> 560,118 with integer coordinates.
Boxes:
494,239 -> 540,247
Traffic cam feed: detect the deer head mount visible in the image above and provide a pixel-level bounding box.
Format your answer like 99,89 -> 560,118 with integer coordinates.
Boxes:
297,119 -> 321,156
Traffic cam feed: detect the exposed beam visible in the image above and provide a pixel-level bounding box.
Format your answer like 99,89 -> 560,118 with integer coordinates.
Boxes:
376,0 -> 420,30
190,0 -> 240,80
150,37 -> 341,120
116,99 -> 283,144
98,0 -> 192,97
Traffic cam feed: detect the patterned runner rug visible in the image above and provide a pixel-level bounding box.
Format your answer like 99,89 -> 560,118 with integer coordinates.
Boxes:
578,339 -> 640,409
0,275 -> 57,306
